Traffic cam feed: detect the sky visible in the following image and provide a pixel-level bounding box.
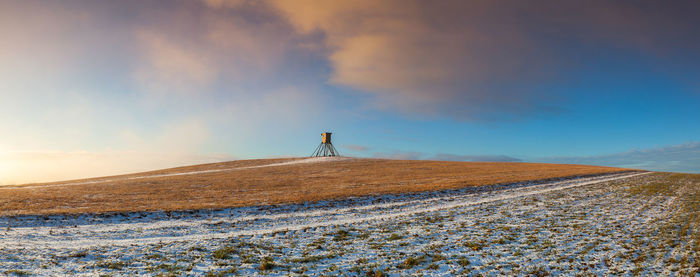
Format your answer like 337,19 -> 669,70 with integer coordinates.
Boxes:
1,0 -> 700,184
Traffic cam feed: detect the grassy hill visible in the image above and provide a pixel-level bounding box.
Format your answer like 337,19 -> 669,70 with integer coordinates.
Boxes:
0,157 -> 636,215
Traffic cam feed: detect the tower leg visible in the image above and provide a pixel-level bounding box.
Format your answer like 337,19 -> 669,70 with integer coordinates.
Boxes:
311,143 -> 341,157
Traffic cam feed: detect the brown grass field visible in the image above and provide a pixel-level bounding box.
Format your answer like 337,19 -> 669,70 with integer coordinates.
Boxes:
0,158 -> 638,216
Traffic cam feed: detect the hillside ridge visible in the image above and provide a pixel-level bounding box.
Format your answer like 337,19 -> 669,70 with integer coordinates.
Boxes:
0,157 -> 637,215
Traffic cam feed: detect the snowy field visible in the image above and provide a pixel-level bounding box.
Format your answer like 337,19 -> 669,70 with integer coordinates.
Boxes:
1,172 -> 698,276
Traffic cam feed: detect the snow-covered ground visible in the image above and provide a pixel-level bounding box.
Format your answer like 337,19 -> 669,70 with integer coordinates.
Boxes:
1,171 -> 698,276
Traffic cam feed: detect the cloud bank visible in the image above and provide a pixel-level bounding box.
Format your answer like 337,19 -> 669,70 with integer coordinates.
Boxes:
537,142 -> 700,173
368,142 -> 700,173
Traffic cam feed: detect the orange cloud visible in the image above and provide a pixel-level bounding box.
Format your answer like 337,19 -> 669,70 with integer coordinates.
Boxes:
201,0 -> 246,9
269,0 -> 700,119
268,0 -> 557,118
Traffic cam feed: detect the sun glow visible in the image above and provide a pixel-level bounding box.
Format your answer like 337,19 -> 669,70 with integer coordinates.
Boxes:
0,150 -> 18,186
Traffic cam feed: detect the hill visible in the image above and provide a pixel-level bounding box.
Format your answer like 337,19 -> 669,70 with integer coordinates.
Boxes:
0,157 -> 635,215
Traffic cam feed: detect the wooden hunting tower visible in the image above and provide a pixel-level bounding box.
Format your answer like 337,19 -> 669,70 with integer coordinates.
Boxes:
311,132 -> 340,157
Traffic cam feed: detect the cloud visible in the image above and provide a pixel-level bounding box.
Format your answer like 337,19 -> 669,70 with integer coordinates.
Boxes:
269,0 -> 700,120
201,0 -> 246,9
8,0 -> 699,122
372,151 -> 520,162
0,1 -> 133,85
536,142 -> 700,173
131,1 -> 312,94
431,154 -> 522,162
134,30 -> 217,94
343,145 -> 370,152
268,0 -> 563,119
0,1 -> 322,96
372,151 -> 425,161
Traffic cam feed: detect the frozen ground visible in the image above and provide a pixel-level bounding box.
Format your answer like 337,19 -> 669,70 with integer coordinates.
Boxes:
1,171 -> 698,276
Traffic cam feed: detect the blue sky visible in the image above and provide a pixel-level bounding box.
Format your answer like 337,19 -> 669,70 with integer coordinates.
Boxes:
1,0 -> 699,184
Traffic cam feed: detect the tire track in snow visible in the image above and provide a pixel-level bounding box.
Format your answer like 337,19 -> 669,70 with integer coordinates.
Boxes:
0,172 -> 649,250
3,172 -> 635,234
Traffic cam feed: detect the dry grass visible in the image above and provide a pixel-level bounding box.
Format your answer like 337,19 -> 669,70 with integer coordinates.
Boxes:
0,158 -> 635,215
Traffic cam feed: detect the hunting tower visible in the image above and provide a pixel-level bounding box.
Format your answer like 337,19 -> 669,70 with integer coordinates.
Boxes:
311,132 -> 340,157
